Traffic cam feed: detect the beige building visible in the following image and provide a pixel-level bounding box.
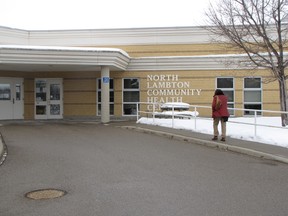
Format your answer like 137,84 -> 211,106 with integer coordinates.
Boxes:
0,25 -> 282,122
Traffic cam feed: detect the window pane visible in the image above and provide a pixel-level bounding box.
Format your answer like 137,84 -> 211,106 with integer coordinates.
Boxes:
36,80 -> 47,101
50,104 -> 60,115
109,79 -> 114,89
227,104 -> 234,115
36,105 -> 46,115
222,90 -> 234,102
50,84 -> 60,100
98,79 -> 101,89
123,104 -> 137,115
0,84 -> 11,100
98,91 -> 101,102
110,92 -> 114,102
16,84 -> 21,100
217,78 -> 233,88
124,91 -> 139,102
244,104 -> 262,115
123,78 -> 139,116
244,91 -> 261,102
244,78 -> 261,88
124,79 -> 139,89
110,104 -> 114,115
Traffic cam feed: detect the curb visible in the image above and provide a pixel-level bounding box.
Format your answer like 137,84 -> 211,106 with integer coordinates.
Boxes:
121,126 -> 288,164
0,133 -> 8,166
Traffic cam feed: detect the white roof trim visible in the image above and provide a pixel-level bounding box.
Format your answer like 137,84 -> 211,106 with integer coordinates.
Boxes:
0,25 -> 213,46
0,45 -> 282,72
127,55 -> 245,71
127,53 -> 288,71
0,45 -> 130,72
0,45 -> 130,57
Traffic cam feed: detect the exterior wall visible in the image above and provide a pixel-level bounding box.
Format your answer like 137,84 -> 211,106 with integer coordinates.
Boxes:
0,67 -> 282,120
24,78 -> 34,119
0,26 -> 285,120
63,73 -> 97,118
121,69 -> 280,117
89,43 -> 239,57
263,81 -> 280,111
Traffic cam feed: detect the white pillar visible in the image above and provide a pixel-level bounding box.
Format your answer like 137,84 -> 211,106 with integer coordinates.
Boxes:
101,66 -> 110,123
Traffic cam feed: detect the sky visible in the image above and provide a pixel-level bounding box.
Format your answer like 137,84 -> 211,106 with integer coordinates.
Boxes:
0,0 -> 211,30
138,116 -> 288,148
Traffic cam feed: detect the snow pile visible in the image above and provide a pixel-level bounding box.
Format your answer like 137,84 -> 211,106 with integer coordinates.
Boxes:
137,117 -> 288,148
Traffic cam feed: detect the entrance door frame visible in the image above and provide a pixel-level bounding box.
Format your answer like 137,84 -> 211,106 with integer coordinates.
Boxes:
0,77 -> 24,120
35,78 -> 63,120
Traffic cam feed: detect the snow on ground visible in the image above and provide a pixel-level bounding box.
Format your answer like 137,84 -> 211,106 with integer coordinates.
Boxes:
137,117 -> 288,148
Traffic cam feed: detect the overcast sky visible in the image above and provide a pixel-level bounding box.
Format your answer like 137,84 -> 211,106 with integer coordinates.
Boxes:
1,0 -> 211,30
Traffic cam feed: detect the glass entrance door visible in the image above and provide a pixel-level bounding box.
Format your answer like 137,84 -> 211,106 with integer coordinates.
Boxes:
35,79 -> 63,119
0,78 -> 24,120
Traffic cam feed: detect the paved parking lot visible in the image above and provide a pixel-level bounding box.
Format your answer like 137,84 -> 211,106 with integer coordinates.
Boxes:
0,121 -> 288,216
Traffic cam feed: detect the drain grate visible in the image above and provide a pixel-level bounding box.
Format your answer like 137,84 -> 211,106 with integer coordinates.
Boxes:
25,189 -> 66,200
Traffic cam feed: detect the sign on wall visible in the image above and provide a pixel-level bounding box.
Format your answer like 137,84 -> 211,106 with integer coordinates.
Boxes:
102,77 -> 110,84
146,74 -> 202,111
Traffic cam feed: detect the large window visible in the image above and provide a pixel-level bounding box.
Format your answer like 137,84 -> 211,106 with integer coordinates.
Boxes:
123,78 -> 140,115
216,77 -> 234,115
97,78 -> 114,115
243,77 -> 262,115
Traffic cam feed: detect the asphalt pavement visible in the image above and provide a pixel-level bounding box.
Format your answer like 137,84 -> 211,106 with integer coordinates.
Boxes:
112,121 -> 288,164
0,120 -> 288,216
1,119 -> 288,165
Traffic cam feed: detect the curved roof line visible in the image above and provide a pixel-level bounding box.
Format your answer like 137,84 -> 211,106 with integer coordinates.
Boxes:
0,45 -> 130,72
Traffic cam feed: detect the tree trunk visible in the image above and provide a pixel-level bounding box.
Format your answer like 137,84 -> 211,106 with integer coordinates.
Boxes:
278,77 -> 288,126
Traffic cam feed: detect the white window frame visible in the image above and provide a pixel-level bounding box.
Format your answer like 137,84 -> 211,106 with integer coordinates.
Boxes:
122,78 -> 140,116
243,77 -> 262,116
216,77 -> 235,116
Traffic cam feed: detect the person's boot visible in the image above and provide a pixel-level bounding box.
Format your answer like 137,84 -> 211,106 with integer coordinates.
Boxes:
212,136 -> 218,141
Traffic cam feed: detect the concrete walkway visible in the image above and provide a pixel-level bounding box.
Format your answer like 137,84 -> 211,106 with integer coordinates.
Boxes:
0,120 -> 288,165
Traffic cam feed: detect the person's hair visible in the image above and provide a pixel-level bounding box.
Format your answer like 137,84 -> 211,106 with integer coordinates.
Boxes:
214,89 -> 225,96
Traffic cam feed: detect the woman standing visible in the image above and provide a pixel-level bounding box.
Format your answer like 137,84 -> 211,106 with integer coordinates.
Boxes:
212,89 -> 230,141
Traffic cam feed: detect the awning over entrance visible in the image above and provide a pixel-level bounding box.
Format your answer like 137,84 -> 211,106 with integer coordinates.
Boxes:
0,45 -> 130,123
0,45 -> 130,72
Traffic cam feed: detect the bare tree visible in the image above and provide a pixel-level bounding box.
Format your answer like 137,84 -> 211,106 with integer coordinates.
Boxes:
205,0 -> 288,126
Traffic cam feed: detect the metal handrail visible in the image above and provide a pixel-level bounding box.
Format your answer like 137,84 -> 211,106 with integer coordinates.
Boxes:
136,102 -> 288,137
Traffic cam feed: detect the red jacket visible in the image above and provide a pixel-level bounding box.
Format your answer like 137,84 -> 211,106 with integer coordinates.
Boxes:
212,95 -> 230,118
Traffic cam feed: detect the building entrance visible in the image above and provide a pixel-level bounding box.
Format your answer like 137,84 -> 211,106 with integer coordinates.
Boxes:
35,78 -> 63,119
0,78 -> 24,120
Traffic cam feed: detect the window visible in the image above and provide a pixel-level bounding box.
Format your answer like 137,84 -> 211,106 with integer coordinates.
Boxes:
0,84 -> 11,100
244,77 -> 262,115
36,80 -> 47,102
216,77 -> 235,115
15,84 -> 21,101
50,84 -> 60,100
123,78 -> 140,115
97,78 -> 114,115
